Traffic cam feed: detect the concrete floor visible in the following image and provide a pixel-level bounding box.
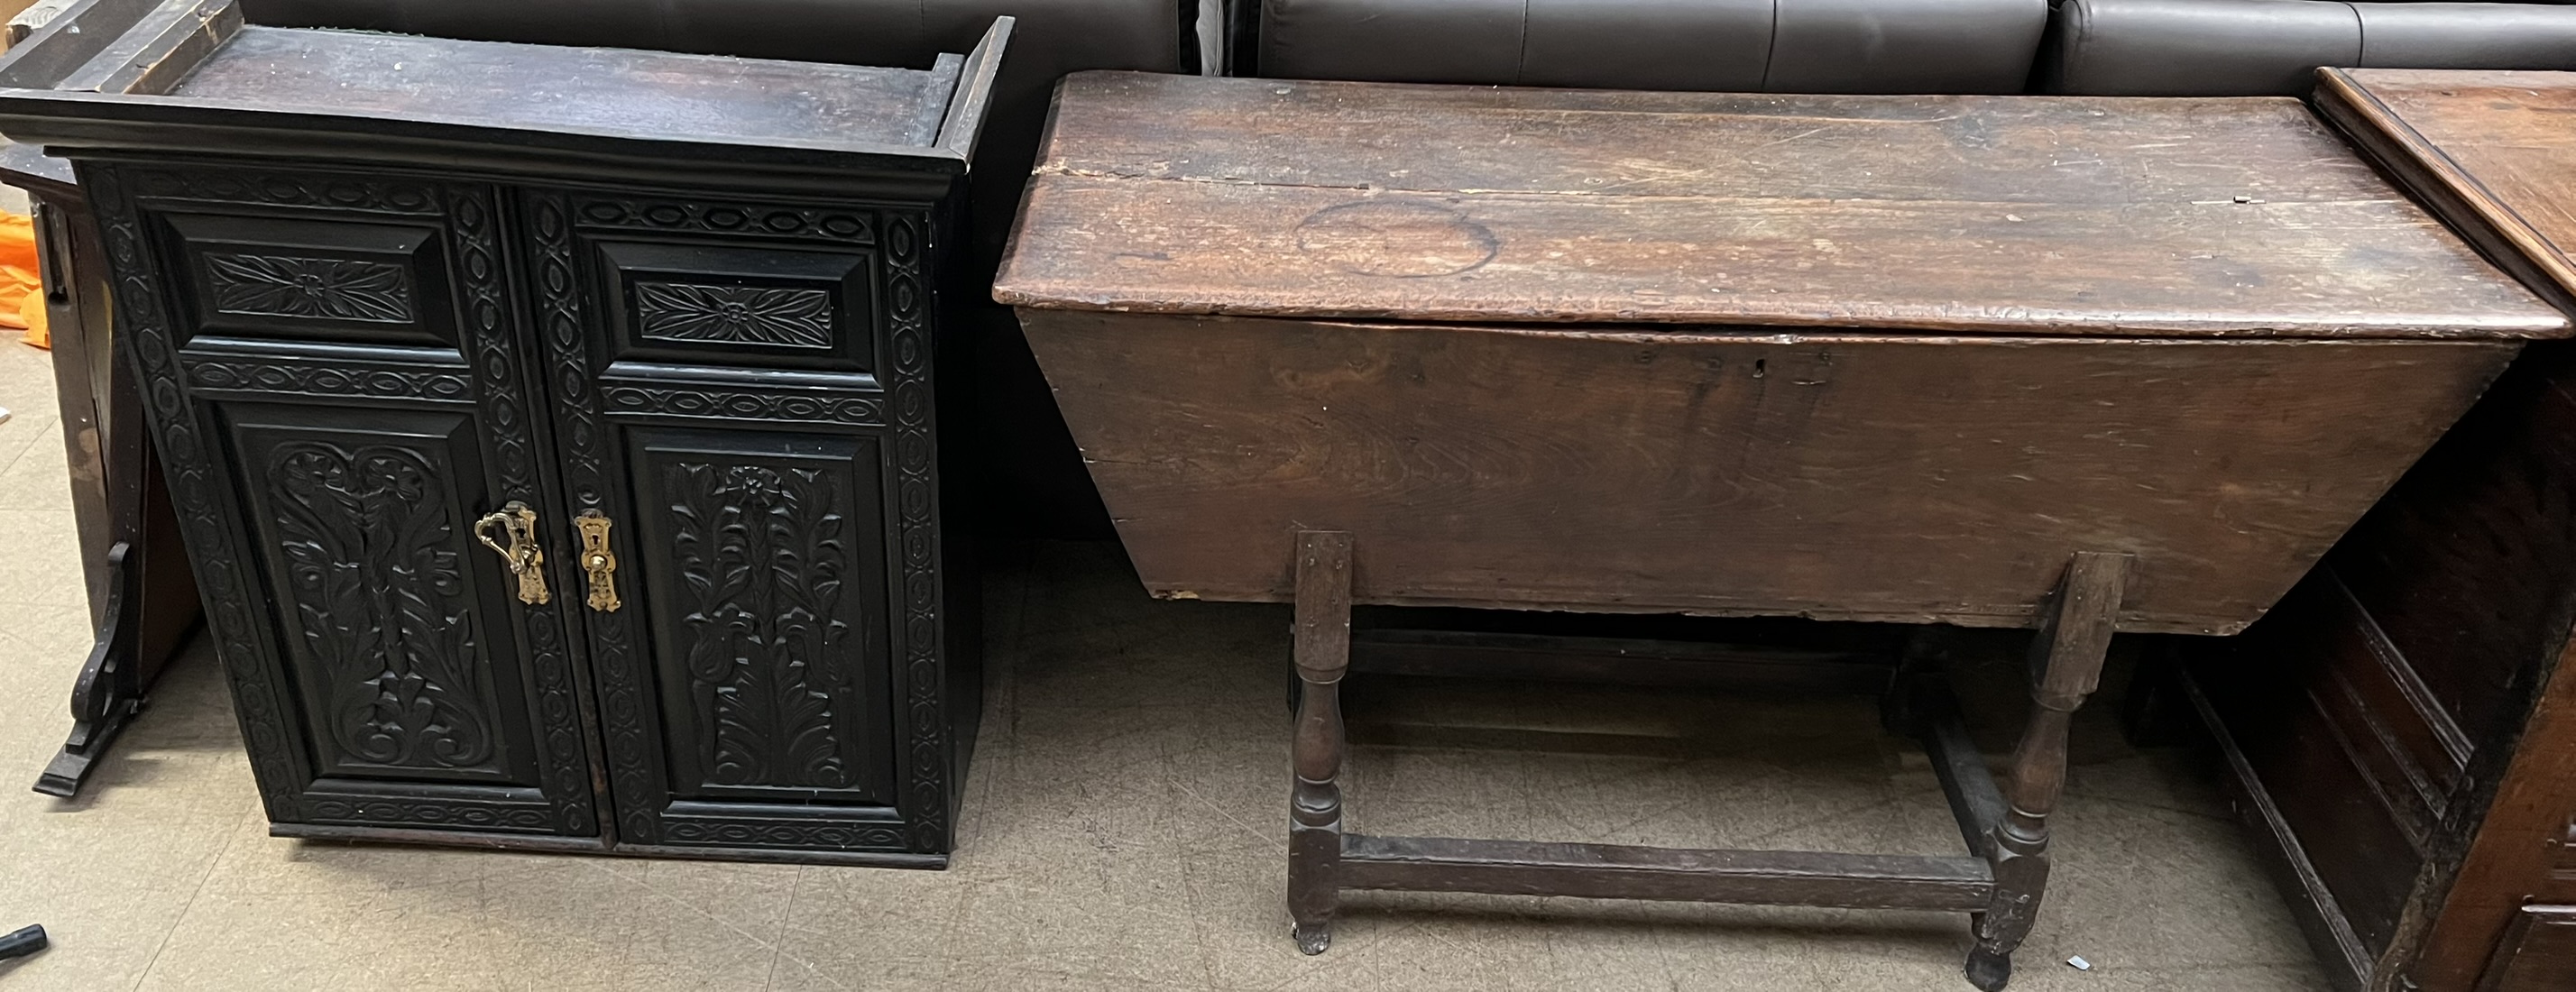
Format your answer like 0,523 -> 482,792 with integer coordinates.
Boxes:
0,331 -> 2331,990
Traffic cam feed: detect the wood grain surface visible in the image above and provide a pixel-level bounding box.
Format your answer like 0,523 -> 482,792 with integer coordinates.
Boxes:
996,72 -> 2564,340
1021,310 -> 2516,633
170,26 -> 961,149
2317,69 -> 2576,317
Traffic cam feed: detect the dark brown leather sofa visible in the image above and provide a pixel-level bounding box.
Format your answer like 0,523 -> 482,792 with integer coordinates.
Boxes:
1234,0 -> 2576,96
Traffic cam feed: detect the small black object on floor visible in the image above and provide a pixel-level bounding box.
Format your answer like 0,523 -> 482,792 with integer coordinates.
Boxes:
0,923 -> 48,960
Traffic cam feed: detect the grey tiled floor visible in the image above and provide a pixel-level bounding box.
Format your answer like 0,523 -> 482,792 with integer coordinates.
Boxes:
0,334 -> 2328,990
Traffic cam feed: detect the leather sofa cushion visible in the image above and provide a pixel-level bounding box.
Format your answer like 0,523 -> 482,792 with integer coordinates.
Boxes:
2046,0 -> 2576,96
1258,0 -> 2047,94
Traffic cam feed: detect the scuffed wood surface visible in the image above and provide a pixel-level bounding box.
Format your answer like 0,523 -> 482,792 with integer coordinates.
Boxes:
997,72 -> 2563,339
1020,310 -> 2519,633
2318,69 -> 2576,317
170,26 -> 961,149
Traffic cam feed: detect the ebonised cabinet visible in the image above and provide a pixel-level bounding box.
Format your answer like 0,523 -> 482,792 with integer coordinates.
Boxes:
0,0 -> 1007,865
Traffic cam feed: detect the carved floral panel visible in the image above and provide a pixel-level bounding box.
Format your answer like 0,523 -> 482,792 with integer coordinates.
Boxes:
665,461 -> 862,790
634,281 -> 834,348
206,253 -> 416,323
267,440 -> 495,771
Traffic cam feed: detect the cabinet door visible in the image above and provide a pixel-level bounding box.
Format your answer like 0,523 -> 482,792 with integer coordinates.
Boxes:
89,164 -> 600,838
525,188 -> 954,859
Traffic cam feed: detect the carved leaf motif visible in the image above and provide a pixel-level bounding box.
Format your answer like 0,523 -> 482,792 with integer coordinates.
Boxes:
268,441 -> 492,769
634,282 -> 833,348
667,462 -> 854,790
205,253 -> 415,323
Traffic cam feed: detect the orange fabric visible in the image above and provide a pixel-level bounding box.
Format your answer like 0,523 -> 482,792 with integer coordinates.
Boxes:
0,211 -> 41,347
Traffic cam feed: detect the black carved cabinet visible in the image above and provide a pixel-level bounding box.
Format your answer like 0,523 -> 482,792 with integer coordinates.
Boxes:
0,1 -> 1006,865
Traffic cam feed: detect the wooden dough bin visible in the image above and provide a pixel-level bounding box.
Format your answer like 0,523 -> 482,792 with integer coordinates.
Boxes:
994,71 -> 2571,988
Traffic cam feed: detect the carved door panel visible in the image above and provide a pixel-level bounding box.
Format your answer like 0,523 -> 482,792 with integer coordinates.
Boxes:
87,164 -> 600,837
526,188 -> 952,857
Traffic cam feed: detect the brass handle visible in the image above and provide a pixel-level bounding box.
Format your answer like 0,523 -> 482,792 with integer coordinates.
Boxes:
574,510 -> 621,612
473,501 -> 550,605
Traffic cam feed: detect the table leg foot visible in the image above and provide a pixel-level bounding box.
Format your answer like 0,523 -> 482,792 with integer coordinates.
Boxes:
1293,922 -> 1332,955
1964,946 -> 2012,991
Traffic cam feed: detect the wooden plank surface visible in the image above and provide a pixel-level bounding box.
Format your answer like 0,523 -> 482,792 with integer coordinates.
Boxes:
168,25 -> 958,149
1021,310 -> 2518,633
996,72 -> 2563,339
2317,69 -> 2576,317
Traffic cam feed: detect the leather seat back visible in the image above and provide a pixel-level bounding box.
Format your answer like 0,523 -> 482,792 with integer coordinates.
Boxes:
1256,0 -> 2048,94
2044,0 -> 2576,95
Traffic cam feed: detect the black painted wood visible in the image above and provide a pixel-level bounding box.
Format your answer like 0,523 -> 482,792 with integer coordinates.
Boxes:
0,1 -> 1005,862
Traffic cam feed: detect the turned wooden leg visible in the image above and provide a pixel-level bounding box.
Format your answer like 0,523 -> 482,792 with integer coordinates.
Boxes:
1967,551 -> 2130,992
1288,530 -> 1354,954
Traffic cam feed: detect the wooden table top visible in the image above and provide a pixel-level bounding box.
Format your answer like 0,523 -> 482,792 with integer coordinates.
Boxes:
2315,69 -> 2576,317
173,26 -> 961,152
997,72 -> 2565,340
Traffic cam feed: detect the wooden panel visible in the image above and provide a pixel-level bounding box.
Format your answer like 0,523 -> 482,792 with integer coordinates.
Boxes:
88,161 -> 601,837
995,72 -> 2564,340
625,428 -> 896,808
225,405 -> 537,787
169,26 -> 961,150
2198,592 -> 2429,968
2479,906 -> 2576,992
593,240 -> 879,376
528,188 -> 962,857
2317,69 -> 2576,315
1022,310 -> 2516,633
156,211 -> 453,349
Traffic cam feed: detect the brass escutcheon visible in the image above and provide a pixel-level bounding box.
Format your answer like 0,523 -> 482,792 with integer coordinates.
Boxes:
574,510 -> 621,612
473,501 -> 550,605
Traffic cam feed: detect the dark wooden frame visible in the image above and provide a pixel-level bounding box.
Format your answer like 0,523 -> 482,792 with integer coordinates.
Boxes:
0,0 -> 1005,862
0,140 -> 203,798
1284,529 -> 2129,990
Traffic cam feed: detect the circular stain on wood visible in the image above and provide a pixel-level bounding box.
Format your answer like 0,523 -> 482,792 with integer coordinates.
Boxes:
1295,200 -> 1499,278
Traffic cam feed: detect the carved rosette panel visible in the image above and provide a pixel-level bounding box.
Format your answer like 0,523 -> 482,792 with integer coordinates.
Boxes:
634,282 -> 834,348
269,440 -> 493,769
87,165 -> 595,834
883,210 -> 949,852
666,462 -> 857,789
205,253 -> 415,322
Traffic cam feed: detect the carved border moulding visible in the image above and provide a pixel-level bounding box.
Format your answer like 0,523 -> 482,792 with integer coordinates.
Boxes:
661,817 -> 906,850
571,196 -> 876,243
306,796 -> 556,831
882,208 -> 949,853
204,253 -> 416,323
599,384 -> 884,426
529,188 -> 661,844
124,166 -> 442,215
187,358 -> 473,402
445,183 -> 598,837
86,165 -> 306,822
633,281 -> 834,348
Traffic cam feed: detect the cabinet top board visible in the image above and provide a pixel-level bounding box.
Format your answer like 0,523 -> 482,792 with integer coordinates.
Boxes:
2315,69 -> 2576,318
0,0 -> 1007,188
995,71 -> 2567,340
